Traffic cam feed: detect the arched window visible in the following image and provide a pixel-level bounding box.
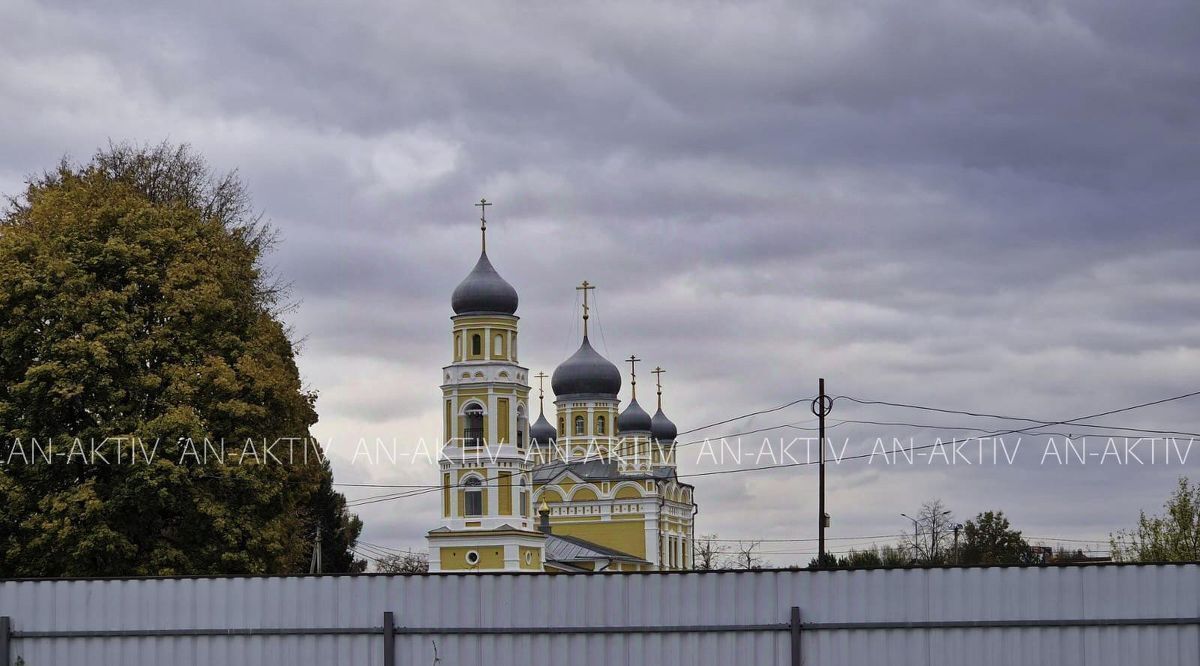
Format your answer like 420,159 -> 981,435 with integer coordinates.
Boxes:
471,334 -> 482,356
574,415 -> 585,435
596,415 -> 606,435
516,405 -> 527,449
464,403 -> 484,447
519,478 -> 529,517
464,477 -> 483,516
493,333 -> 504,357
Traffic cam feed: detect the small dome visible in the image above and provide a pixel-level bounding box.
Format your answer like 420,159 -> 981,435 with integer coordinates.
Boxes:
651,407 -> 678,443
551,336 -> 621,397
451,251 -> 518,315
530,412 -> 557,445
618,398 -> 652,433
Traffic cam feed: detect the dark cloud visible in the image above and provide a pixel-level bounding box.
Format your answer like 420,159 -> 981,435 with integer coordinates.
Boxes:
3,0 -> 1199,560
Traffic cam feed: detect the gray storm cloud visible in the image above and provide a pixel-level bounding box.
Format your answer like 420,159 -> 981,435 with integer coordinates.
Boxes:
2,0 -> 1198,562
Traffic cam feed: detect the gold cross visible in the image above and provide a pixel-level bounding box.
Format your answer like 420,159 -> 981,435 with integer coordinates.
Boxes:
576,280 -> 595,338
534,371 -> 548,410
626,355 -> 641,399
652,366 -> 666,409
475,198 -> 492,252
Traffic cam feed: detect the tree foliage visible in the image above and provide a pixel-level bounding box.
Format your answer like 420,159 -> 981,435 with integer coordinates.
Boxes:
693,533 -> 729,570
375,550 -> 431,574
1111,477 -> 1200,562
0,142 -> 363,576
960,511 -> 1033,565
899,499 -> 956,564
808,545 -> 909,569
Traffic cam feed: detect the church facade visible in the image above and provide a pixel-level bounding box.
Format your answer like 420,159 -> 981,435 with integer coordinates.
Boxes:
427,207 -> 696,572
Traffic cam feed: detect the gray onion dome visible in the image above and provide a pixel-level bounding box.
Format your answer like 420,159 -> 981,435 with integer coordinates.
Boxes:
651,407 -> 678,443
551,336 -> 621,397
617,398 -> 653,433
530,411 -> 557,445
451,251 -> 518,315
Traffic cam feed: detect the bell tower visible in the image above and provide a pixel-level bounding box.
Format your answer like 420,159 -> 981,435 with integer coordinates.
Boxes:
427,200 -> 546,572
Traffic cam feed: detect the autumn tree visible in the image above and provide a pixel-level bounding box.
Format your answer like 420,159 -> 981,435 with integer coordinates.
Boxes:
1111,477 -> 1200,562
0,142 -> 363,576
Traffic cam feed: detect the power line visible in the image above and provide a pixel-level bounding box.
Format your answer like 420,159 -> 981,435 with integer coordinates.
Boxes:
336,388 -> 1200,506
677,395 -> 816,436
837,394 -> 1200,440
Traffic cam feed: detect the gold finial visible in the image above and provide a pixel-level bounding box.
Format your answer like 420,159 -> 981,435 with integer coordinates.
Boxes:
538,499 -> 550,514
626,355 -> 641,400
652,366 -> 665,410
475,198 -> 492,252
575,280 -> 595,338
534,371 -> 548,411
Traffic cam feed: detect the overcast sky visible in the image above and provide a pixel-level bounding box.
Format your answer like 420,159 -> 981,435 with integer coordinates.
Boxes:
4,0 -> 1199,564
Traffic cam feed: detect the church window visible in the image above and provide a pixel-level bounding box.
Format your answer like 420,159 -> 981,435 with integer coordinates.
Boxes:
574,415 -> 585,435
516,406 -> 527,449
464,477 -> 483,516
464,404 -> 484,447
493,333 -> 504,357
471,334 -> 482,356
465,550 -> 480,566
519,478 -> 529,517
596,415 -> 606,435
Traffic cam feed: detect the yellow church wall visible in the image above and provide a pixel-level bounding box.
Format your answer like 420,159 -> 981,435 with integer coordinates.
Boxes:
615,485 -> 642,499
571,487 -> 598,501
497,398 -> 509,444
442,473 -> 450,516
551,517 -> 646,559
519,546 -> 541,570
539,489 -> 563,503
440,546 -> 504,570
499,471 -> 512,515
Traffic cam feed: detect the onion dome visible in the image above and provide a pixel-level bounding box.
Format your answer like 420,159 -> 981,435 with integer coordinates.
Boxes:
618,398 -> 653,433
530,411 -> 557,445
551,336 -> 621,397
651,407 -> 678,443
451,251 -> 518,315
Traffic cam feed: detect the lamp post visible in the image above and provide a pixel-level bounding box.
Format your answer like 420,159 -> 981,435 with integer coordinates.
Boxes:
901,513 -> 920,562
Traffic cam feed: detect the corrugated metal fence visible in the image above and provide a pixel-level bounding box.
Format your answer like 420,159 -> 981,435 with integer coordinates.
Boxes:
1,564 -> 1198,665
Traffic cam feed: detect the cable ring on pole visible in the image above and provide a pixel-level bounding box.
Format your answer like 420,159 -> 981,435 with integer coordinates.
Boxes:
811,395 -> 833,418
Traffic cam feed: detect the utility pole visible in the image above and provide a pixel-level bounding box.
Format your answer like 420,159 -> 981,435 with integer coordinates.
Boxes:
953,523 -> 963,565
309,528 -> 322,574
811,378 -> 833,565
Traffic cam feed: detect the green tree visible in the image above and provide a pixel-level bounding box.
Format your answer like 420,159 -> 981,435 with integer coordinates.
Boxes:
1111,477 -> 1200,562
960,511 -> 1032,565
0,142 -> 364,576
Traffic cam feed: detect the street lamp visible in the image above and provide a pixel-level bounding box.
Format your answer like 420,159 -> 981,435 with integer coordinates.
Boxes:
900,513 -> 920,562
902,510 -> 951,563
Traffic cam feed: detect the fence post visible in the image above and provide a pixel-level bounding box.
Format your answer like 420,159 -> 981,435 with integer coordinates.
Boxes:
1,616 -> 10,666
383,611 -> 395,666
789,606 -> 802,666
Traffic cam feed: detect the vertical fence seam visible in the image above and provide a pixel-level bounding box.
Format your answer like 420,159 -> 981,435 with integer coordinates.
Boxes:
383,611 -> 395,666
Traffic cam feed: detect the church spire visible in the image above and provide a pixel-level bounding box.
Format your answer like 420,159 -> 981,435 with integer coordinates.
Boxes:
652,366 -> 665,411
535,371 -> 548,414
475,198 -> 491,253
576,280 -> 594,338
626,355 -> 641,401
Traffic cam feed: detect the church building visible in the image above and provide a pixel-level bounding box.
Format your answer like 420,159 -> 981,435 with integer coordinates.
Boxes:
427,203 -> 697,572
